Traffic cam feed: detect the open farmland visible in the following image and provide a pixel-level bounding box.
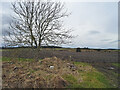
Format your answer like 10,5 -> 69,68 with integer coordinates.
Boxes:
2,48 -> 118,63
1,48 -> 119,88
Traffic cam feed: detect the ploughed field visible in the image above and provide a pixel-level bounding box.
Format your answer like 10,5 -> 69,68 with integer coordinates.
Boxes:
2,48 -> 118,63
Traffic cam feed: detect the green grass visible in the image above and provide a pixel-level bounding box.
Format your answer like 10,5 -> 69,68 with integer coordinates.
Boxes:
111,71 -> 118,77
1,57 -> 33,61
63,74 -> 78,84
63,74 -> 83,88
63,61 -> 113,88
81,71 -> 112,88
63,71 -> 112,88
74,62 -> 89,66
112,63 -> 120,67
17,58 -> 33,61
0,57 -> 11,61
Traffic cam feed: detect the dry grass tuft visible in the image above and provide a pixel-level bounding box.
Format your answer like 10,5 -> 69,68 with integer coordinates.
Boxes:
2,57 -> 79,88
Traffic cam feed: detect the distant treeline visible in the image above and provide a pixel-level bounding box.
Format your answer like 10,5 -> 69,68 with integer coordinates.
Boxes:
0,46 -> 118,50
1,46 -> 62,49
77,47 -> 118,51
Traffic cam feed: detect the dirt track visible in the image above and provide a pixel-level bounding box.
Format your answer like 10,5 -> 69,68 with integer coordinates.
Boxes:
2,49 -> 118,63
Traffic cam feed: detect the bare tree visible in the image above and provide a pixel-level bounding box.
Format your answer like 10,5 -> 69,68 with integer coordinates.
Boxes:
4,0 -> 73,48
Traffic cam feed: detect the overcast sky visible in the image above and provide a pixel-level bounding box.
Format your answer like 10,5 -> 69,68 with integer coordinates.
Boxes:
0,0 -> 118,49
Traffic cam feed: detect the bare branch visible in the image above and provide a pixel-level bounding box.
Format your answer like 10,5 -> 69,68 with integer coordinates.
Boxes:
4,0 -> 73,48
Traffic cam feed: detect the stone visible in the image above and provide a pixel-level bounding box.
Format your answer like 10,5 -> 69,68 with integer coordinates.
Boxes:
108,67 -> 114,70
49,66 -> 54,69
13,66 -> 18,71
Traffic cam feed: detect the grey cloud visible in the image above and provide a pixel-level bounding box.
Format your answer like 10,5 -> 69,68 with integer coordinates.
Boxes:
109,40 -> 120,43
2,27 -> 10,36
88,30 -> 100,35
2,10 -> 13,36
2,14 -> 12,25
101,39 -> 112,41
1,2 -> 13,25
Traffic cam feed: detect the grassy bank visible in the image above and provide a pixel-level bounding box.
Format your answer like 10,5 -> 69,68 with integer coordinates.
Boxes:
2,57 -> 114,88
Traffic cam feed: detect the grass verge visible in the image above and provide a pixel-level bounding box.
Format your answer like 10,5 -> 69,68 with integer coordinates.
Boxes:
112,63 -> 120,68
62,61 -> 113,88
